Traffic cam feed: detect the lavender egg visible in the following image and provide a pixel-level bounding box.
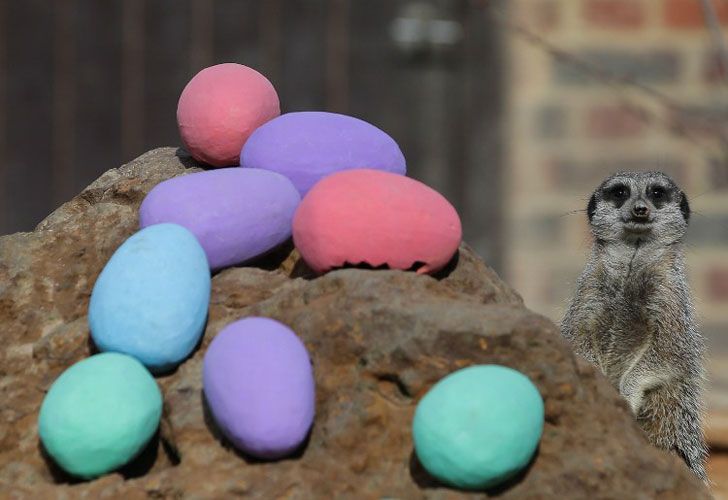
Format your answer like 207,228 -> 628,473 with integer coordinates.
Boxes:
139,168 -> 300,270
240,111 -> 406,196
203,317 -> 315,459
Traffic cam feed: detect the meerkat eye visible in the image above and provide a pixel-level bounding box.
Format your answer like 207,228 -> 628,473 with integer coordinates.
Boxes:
649,185 -> 666,200
606,184 -> 630,201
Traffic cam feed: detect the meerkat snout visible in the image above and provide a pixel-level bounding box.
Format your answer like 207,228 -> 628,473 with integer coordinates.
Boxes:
631,199 -> 650,220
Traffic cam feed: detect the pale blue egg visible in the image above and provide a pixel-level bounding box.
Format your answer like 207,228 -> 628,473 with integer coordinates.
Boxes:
412,365 -> 544,490
89,223 -> 210,372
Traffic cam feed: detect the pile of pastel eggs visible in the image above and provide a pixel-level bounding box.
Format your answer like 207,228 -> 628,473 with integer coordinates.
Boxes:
37,62 -> 544,490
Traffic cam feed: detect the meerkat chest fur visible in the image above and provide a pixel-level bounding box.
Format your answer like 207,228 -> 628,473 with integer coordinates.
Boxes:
587,241 -> 681,386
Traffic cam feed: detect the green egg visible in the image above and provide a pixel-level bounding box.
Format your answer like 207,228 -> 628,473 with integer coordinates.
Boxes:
38,352 -> 163,479
412,365 -> 544,490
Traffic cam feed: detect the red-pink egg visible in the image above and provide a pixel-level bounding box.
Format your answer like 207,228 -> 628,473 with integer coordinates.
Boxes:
177,63 -> 280,167
292,169 -> 462,274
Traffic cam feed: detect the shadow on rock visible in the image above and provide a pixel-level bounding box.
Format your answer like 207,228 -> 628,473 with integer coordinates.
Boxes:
174,147 -> 204,170
86,334 -> 100,356
250,240 -> 297,272
38,440 -> 84,485
430,250 -> 459,280
408,450 -> 444,489
38,429 -> 164,484
408,446 -> 538,496
118,430 -> 165,480
213,239 -> 317,280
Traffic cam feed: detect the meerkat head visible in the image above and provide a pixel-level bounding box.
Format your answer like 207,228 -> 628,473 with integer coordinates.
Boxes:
586,171 -> 690,245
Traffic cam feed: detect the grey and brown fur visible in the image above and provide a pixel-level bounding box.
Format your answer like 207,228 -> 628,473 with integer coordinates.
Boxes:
561,171 -> 708,481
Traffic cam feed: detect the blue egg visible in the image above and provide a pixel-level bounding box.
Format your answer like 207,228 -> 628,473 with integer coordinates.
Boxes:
412,365 -> 544,490
89,223 -> 211,373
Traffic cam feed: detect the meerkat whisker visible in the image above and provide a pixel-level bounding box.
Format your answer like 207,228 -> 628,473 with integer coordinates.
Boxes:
558,208 -> 588,218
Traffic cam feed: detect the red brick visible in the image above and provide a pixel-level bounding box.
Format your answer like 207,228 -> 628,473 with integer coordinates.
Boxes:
549,157 -> 685,189
519,0 -> 560,31
586,104 -> 646,138
707,268 -> 728,301
555,50 -> 680,84
667,105 -> 728,140
584,0 -> 645,29
704,51 -> 728,83
709,157 -> 728,190
538,1 -> 561,31
664,0 -> 728,28
535,105 -> 567,139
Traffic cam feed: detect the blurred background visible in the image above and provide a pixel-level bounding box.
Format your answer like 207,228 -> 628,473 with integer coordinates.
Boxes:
1,0 -> 728,490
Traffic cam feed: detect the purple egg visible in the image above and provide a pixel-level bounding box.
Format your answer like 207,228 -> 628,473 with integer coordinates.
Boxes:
139,168 -> 300,270
203,317 -> 315,459
240,111 -> 406,196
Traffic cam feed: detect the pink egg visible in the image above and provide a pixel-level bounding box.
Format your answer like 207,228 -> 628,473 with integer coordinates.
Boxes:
292,169 -> 462,274
177,63 -> 280,167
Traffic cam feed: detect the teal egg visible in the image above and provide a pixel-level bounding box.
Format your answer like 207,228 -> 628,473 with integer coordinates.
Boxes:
38,353 -> 163,479
89,223 -> 211,372
412,365 -> 544,490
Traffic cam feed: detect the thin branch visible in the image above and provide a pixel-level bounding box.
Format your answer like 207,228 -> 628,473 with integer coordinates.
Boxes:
701,0 -> 728,88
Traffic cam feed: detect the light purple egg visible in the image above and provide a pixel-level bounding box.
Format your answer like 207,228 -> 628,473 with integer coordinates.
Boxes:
139,168 -> 300,270
240,111 -> 406,196
203,317 -> 315,459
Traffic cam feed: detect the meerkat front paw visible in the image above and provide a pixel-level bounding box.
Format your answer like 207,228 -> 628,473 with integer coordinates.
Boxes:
620,370 -> 671,416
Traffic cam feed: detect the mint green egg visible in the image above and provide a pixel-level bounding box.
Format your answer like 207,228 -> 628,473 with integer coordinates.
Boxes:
38,353 -> 163,479
412,365 -> 544,490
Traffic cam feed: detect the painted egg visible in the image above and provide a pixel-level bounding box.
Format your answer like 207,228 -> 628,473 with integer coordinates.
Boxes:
177,63 -> 280,167
412,365 -> 544,490
38,353 -> 162,479
203,317 -> 315,459
89,223 -> 211,373
240,111 -> 406,195
139,168 -> 300,270
292,169 -> 461,274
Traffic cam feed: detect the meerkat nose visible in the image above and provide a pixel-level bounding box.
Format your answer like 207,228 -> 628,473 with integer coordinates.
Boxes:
632,200 -> 650,219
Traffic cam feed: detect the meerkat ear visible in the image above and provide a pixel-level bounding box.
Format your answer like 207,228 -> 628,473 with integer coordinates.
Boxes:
679,192 -> 690,221
587,193 -> 597,221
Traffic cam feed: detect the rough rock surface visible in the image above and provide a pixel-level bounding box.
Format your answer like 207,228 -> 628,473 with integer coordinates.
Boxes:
0,148 -> 711,499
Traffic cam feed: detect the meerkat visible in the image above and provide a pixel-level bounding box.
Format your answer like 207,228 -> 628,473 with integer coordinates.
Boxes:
560,171 -> 707,481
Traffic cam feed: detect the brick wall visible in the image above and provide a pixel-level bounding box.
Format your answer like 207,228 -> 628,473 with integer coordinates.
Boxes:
503,0 -> 728,485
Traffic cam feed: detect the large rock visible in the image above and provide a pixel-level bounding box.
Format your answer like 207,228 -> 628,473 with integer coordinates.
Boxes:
0,148 -> 710,498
